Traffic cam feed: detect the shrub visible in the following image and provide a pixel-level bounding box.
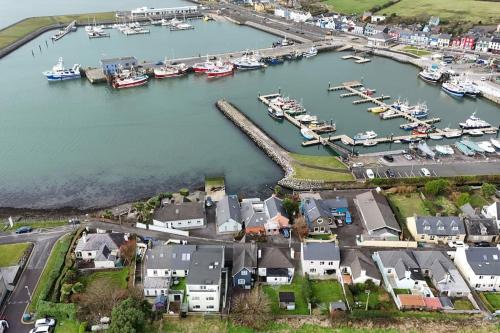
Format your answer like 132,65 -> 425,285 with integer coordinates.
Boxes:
458,185 -> 472,193
72,282 -> 84,293
456,193 -> 471,207
179,188 -> 189,196
79,322 -> 87,333
37,300 -> 76,321
424,179 -> 450,196
481,183 -> 496,197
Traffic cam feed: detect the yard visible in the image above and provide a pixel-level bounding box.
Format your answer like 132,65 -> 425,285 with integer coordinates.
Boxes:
263,276 -> 310,315
349,284 -> 395,311
0,242 -> 30,267
54,320 -> 79,333
311,279 -> 344,310
482,292 -> 500,311
387,193 -> 428,219
452,299 -> 475,310
321,0 -> 390,15
401,46 -> 431,57
289,153 -> 353,182
78,268 -> 129,291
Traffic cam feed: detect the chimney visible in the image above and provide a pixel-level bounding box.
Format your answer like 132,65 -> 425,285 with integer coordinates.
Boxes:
290,248 -> 295,259
82,231 -> 87,243
124,233 -> 129,242
258,249 -> 262,259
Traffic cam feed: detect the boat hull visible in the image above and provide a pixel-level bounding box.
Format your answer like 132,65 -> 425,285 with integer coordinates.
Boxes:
418,72 -> 439,84
442,85 -> 464,97
112,77 -> 148,89
45,73 -> 81,81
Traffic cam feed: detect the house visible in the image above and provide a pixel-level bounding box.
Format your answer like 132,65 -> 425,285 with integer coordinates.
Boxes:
129,6 -> 197,19
368,32 -> 395,47
289,10 -> 312,23
412,251 -> 470,297
437,33 -> 451,48
476,37 -> 491,53
340,249 -> 381,285
258,247 -> 294,284
279,292 -> 295,310
455,35 -> 476,50
300,242 -> 340,279
489,36 -> 500,54
429,34 -> 439,47
454,246 -> 500,291
411,32 -> 429,46
407,216 -> 466,244
371,15 -> 386,23
465,218 -> 499,243
186,246 -> 224,312
232,243 -> 257,289
241,199 -> 267,235
216,195 -> 242,234
153,202 -> 205,230
100,56 -> 138,75
301,198 -> 346,234
264,195 -> 290,234
354,191 -> 401,239
481,202 -> 500,229
399,29 -> 414,44
364,23 -> 387,36
352,23 -> 365,35
74,231 -> 128,268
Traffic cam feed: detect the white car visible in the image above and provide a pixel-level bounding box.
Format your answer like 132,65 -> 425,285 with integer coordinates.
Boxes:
35,318 -> 56,328
0,320 -> 9,333
352,162 -> 364,168
403,154 -> 413,160
366,169 -> 375,179
29,326 -> 52,333
420,168 -> 431,177
448,240 -> 468,248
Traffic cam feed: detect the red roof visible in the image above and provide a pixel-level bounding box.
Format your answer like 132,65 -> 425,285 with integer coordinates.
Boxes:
398,294 -> 425,308
424,297 -> 442,310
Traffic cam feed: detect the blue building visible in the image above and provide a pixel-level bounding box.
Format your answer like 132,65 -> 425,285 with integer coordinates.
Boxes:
301,196 -> 349,234
100,56 -> 138,75
232,243 -> 257,289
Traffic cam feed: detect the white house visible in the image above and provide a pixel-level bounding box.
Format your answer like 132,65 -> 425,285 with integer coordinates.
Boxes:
340,249 -> 381,285
489,36 -> 500,54
454,246 -> 500,292
153,202 -> 205,230
186,246 -> 224,312
74,232 -> 128,269
301,242 -> 340,279
289,10 -> 312,22
216,195 -> 242,234
258,247 -> 294,284
481,202 -> 500,229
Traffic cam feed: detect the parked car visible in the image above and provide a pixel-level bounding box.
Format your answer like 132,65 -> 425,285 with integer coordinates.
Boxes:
205,196 -> 214,207
15,226 -> 32,234
474,241 -> 491,247
448,240 -> 468,248
336,218 -> 343,227
29,326 -> 52,333
383,155 -> 394,162
0,320 -> 9,333
35,319 -> 56,328
366,169 -> 375,179
385,169 -> 396,178
68,218 -> 80,225
344,212 -> 352,225
403,154 -> 413,160
351,162 -> 364,168
481,76 -> 486,81
420,168 -> 431,177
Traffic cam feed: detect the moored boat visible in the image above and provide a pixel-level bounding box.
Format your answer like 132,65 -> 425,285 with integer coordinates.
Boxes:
192,58 -> 216,73
206,62 -> 234,78
429,134 -> 443,140
295,114 -> 318,123
435,145 -> 454,155
154,62 -> 188,78
459,113 -> 491,129
460,140 -> 485,153
302,47 -> 318,58
363,140 -> 377,147
369,106 -> 387,113
468,129 -> 484,136
477,141 -> 496,153
442,81 -> 465,97
43,57 -> 81,81
268,106 -> 284,120
418,68 -> 442,83
232,55 -> 265,70
301,127 -> 315,140
490,138 -> 500,150
112,69 -> 148,89
353,131 -> 377,141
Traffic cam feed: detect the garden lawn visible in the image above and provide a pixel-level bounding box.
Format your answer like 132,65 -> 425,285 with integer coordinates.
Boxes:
311,280 -> 344,309
290,154 -> 353,182
78,268 -> 129,290
483,292 -> 500,310
387,193 -> 428,218
453,299 -> 475,310
263,276 -> 309,315
351,286 -> 395,310
292,164 -> 354,182
0,243 -> 30,267
322,0 -> 390,15
54,320 -> 79,333
401,46 -> 431,57
469,192 -> 489,208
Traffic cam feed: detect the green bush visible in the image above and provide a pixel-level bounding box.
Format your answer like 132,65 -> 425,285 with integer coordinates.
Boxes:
79,322 -> 87,333
72,282 -> 84,293
60,283 -> 73,303
37,300 -> 76,321
481,183 -> 496,197
344,284 -> 354,308
424,179 -> 450,196
457,193 -> 471,207
179,188 -> 189,196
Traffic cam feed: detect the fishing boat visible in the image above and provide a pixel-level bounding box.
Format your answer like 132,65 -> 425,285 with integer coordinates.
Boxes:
455,142 -> 475,156
459,80 -> 481,98
192,57 -> 216,73
112,69 -> 148,89
353,131 -> 377,141
391,98 -> 410,111
309,121 -> 336,133
459,113 -> 491,129
88,30 -> 110,38
460,140 -> 485,153
302,47 -> 318,58
429,134 -> 443,140
417,141 -> 436,159
263,56 -> 284,65
418,68 -> 442,83
478,141 -> 496,153
295,114 -> 317,123
363,140 -> 377,147
284,50 -> 302,61
468,129 -> 484,136
301,127 -> 315,140
232,55 -> 265,70
401,137 -> 420,143
435,145 -> 454,155
442,81 -> 465,97
43,57 -> 81,81
206,62 -> 234,78
400,123 -> 419,131
268,106 -> 284,120
154,62 -> 188,78
490,138 -> 500,149
369,106 -> 387,113
380,110 -> 397,119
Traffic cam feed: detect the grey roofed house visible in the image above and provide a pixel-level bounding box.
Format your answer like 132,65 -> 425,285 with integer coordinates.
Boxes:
340,249 -> 380,282
145,244 -> 197,271
232,243 -> 257,277
460,203 -> 479,218
464,218 -> 499,238
143,276 -> 171,290
412,251 -> 469,294
371,32 -> 393,41
153,202 -> 205,222
438,33 -> 451,39
216,195 -> 241,227
240,200 -> 267,228
258,247 -> 294,269
464,247 -> 500,276
302,242 -> 340,261
75,232 -> 126,253
264,196 -> 288,219
376,251 -> 421,281
355,191 -> 401,236
415,216 -> 465,235
187,246 -> 224,285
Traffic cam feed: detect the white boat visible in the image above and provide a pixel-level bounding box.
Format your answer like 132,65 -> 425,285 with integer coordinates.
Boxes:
459,113 -> 491,129
442,81 -> 465,97
478,141 -> 496,153
43,57 -> 81,81
363,140 -> 377,147
302,47 -> 318,58
443,128 -> 462,139
301,127 -> 315,140
459,80 -> 481,97
295,114 -> 317,123
490,138 -> 500,149
468,129 -> 484,136
418,68 -> 442,83
170,22 -> 194,31
154,63 -> 188,78
112,68 -> 148,89
435,145 -> 454,155
429,134 -> 443,140
353,131 -> 377,141
232,55 -> 265,70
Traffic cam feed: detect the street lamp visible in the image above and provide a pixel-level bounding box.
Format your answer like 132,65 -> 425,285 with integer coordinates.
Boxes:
25,285 -> 32,303
365,289 -> 371,311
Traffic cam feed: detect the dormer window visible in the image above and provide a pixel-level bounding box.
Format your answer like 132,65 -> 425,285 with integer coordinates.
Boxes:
317,218 -> 323,224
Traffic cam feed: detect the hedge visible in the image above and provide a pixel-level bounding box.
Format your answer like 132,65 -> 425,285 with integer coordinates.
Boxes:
343,283 -> 354,309
36,300 -> 76,321
368,175 -> 500,188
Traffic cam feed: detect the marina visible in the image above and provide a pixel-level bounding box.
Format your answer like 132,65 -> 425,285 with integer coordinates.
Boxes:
341,54 -> 371,64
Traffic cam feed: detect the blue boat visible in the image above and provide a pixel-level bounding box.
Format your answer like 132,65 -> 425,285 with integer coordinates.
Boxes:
460,140 -> 485,153
455,142 -> 475,156
232,55 -> 265,70
442,82 -> 465,97
411,110 -> 428,119
43,57 -> 81,81
263,56 -> 284,65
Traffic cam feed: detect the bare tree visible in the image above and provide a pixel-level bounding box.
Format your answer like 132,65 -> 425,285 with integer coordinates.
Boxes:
231,288 -> 272,330
77,279 -> 128,323
292,216 -> 309,239
120,239 -> 137,266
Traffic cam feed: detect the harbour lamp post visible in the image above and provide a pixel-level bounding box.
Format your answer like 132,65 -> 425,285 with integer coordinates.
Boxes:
365,290 -> 371,311
25,285 -> 32,303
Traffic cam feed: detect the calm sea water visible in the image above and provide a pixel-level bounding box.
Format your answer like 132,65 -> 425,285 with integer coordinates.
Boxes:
0,21 -> 498,208
0,0 -> 191,28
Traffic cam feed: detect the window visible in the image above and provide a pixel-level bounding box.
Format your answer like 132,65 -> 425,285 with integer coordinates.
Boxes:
165,270 -> 168,275
319,261 -> 325,265
200,286 -> 207,290
317,218 -> 323,224
191,296 -> 199,300
429,235 -> 435,240
238,279 -> 246,285
206,297 -> 214,301
88,252 -> 92,257
387,269 -> 392,273
479,276 -> 483,279
241,270 -> 248,276
153,270 -> 158,276
310,268 -> 316,273
207,305 -> 215,309
193,305 -> 200,309
421,235 -> 425,239
328,261 -> 334,266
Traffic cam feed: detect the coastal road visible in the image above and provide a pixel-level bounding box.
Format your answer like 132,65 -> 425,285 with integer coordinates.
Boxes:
0,226 -> 73,333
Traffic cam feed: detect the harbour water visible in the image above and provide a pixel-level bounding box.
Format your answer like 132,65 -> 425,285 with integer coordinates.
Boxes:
0,0 -> 191,28
0,20 -> 498,208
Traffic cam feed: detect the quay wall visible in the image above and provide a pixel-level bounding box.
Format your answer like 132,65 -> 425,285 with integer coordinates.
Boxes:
243,21 -> 313,43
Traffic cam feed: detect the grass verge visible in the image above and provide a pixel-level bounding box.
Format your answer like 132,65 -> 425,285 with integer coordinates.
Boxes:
9,219 -> 67,230
482,292 -> 500,311
54,320 -> 79,333
289,153 -> 353,182
401,46 -> 431,57
0,242 -> 30,267
322,0 -> 390,15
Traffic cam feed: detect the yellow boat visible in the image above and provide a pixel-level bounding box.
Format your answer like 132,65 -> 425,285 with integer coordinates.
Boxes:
369,106 -> 388,114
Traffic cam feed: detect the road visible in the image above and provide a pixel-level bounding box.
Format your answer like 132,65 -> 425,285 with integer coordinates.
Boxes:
0,226 -> 74,333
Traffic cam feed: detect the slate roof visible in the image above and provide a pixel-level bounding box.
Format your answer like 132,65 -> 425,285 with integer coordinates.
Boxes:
460,203 -> 479,218
370,32 -> 393,41
216,195 -> 241,227
258,247 -> 294,269
302,242 -> 340,261
279,292 -> 295,303
232,243 -> 257,277
377,251 -> 421,280
144,276 -> 170,289
340,249 -> 380,282
75,232 -> 126,253
153,202 -> 205,222
240,200 -> 267,228
355,191 -> 401,234
187,246 -> 224,285
438,33 -> 451,39
464,247 -> 500,276
302,197 -> 347,221
465,218 -> 498,237
415,216 -> 465,235
264,196 -> 288,219
145,244 -> 197,271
